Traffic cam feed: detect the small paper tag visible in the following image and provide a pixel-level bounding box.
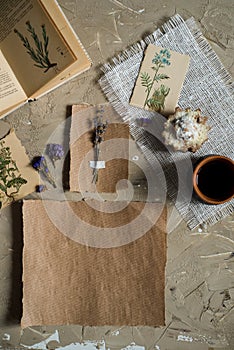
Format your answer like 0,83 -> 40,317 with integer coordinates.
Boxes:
89,160 -> 106,169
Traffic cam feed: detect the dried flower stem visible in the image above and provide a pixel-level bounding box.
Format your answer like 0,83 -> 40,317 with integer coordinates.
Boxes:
92,143 -> 100,183
32,156 -> 56,188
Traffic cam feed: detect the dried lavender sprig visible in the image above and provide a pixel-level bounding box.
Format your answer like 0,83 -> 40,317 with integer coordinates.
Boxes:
92,116 -> 108,184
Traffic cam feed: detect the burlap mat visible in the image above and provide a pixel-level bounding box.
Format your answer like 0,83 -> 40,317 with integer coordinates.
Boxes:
70,104 -> 129,193
99,15 -> 234,229
22,199 -> 167,328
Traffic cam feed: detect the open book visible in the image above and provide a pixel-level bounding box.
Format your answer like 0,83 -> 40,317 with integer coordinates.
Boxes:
0,0 -> 91,118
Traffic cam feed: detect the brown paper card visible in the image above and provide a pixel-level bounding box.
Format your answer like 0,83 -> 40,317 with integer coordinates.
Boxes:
0,129 -> 39,208
22,199 -> 167,328
130,44 -> 190,115
70,104 -> 129,193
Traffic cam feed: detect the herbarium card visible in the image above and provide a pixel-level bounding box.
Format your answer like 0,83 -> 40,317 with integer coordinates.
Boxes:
130,44 -> 190,115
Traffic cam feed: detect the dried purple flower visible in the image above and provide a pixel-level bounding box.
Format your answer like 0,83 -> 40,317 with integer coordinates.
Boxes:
136,117 -> 152,127
32,156 -> 45,170
32,156 -> 56,188
47,144 -> 64,166
36,184 -> 46,193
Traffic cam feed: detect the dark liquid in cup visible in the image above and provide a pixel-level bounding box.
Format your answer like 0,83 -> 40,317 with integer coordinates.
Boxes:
196,159 -> 234,201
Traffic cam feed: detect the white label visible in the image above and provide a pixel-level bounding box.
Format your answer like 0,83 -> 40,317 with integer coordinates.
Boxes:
89,160 -> 106,169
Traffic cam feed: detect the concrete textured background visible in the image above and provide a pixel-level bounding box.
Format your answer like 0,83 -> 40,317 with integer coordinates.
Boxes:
0,0 -> 234,349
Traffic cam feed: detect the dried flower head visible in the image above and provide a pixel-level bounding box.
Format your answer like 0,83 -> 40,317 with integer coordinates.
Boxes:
46,143 -> 64,166
32,156 -> 46,170
36,184 -> 46,193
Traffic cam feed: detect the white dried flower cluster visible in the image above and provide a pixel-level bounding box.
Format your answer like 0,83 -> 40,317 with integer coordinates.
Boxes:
162,107 -> 210,152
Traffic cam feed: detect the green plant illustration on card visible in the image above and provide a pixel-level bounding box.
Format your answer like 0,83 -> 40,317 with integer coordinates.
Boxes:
141,48 -> 171,112
14,21 -> 57,73
0,141 -> 27,209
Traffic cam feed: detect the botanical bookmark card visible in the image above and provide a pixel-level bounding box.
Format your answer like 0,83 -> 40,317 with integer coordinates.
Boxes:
130,44 -> 190,115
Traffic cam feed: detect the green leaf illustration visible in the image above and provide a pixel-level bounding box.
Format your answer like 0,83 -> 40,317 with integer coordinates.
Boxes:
146,84 -> 170,112
140,72 -> 152,89
154,73 -> 170,82
14,22 -> 57,73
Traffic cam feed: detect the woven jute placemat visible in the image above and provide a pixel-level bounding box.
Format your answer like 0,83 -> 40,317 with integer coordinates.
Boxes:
99,14 -> 234,229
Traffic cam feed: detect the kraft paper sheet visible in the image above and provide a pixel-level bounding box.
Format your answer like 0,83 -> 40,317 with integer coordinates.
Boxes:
70,104 -> 129,193
22,199 -> 167,328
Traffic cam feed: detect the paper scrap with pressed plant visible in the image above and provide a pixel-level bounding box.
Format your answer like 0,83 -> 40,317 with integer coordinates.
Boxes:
130,44 -> 190,116
0,130 -> 39,209
0,140 -> 27,209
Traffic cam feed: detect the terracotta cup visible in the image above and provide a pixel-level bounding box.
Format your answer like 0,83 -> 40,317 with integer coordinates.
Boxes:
193,155 -> 234,205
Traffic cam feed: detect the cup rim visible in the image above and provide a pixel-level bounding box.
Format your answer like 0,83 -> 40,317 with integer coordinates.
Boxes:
193,155 -> 234,205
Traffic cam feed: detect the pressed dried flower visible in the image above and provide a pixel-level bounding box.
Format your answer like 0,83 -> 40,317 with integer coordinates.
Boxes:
47,143 -> 64,166
32,156 -> 56,188
36,184 -> 46,193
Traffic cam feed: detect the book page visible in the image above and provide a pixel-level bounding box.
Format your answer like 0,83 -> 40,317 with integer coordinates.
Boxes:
32,0 -> 92,97
0,50 -> 27,113
0,0 -> 75,97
